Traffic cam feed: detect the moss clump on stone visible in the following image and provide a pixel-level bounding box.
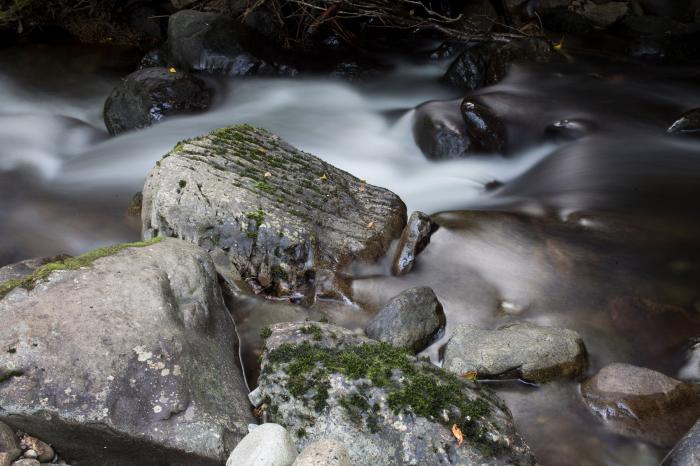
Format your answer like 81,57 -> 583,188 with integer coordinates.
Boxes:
300,324 -> 322,341
0,237 -> 164,300
263,339 -> 499,454
255,181 -> 276,195
0,368 -> 24,383
260,327 -> 273,339
246,209 -> 266,224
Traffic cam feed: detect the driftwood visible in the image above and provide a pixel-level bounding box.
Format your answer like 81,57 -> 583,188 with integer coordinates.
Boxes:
241,0 -> 531,47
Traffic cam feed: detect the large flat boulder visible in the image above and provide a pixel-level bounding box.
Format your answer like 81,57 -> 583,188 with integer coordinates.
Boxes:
254,322 -> 536,466
0,238 -> 253,466
142,124 -> 406,301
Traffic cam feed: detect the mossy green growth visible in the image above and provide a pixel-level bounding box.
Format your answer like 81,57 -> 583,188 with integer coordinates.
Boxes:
264,339 -> 501,456
255,181 -> 276,195
246,208 -> 266,224
300,324 -> 322,341
260,327 -> 272,339
0,237 -> 164,300
0,367 -> 24,383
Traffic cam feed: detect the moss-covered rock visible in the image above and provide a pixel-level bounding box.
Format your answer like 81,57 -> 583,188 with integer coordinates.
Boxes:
255,322 -> 537,466
142,124 -> 406,301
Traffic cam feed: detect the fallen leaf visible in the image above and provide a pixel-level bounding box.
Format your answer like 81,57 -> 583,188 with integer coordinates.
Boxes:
367,221 -> 375,229
320,174 -> 328,182
452,424 -> 463,448
463,371 -> 478,381
169,67 -> 177,73
264,172 -> 272,178
254,404 -> 267,417
553,37 -> 565,51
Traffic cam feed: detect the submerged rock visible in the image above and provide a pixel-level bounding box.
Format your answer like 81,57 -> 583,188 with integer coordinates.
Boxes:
167,10 -> 263,75
667,108 -> 700,137
460,98 -> 508,154
581,363 -> 700,448
443,322 -> 588,383
293,439 -> 353,466
412,99 -> 471,160
391,211 -> 438,276
141,124 -> 406,301
103,67 -> 212,136
0,238 -> 253,465
256,322 -> 537,466
225,423 -> 298,466
365,287 -> 445,354
544,118 -> 596,141
444,38 -> 553,91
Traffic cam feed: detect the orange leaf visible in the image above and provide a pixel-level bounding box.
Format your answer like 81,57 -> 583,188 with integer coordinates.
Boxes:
452,424 -> 463,448
463,370 -> 478,381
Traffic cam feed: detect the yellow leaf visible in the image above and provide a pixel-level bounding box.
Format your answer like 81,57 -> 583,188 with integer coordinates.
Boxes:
169,67 -> 177,73
452,424 -> 464,448
320,174 -> 328,182
553,37 -> 565,51
463,371 -> 478,381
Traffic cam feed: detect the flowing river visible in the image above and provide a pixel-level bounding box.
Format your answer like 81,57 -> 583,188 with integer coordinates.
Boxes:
1,42 -> 700,466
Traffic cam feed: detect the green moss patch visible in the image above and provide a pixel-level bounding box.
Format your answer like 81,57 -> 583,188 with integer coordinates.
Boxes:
0,237 -> 163,300
263,339 -> 501,454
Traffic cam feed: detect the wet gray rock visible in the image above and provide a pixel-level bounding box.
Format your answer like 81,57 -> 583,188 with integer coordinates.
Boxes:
663,418 -> 700,466
0,421 -> 20,465
544,119 -> 596,141
103,67 -> 212,135
667,108 -> 700,137
0,238 -> 253,466
443,322 -> 588,382
293,439 -> 353,466
168,10 -> 263,75
413,99 -> 471,160
365,287 -> 445,354
18,435 -> 52,463
256,322 -> 537,466
225,423 -> 298,466
391,211 -> 438,276
141,124 -> 406,301
11,460 -> 38,466
460,98 -> 508,154
581,363 -> 700,448
444,38 -> 553,91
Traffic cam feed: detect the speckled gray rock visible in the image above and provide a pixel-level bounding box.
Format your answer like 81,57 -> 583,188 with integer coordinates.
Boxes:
225,423 -> 297,466
11,460 -> 39,466
365,287 -> 445,353
293,439 -> 353,466
142,124 -> 406,301
256,322 -> 537,466
0,421 -> 20,465
581,363 -> 700,448
0,238 -> 253,466
667,108 -> 700,137
443,322 -> 588,382
663,417 -> 700,466
391,212 -> 438,276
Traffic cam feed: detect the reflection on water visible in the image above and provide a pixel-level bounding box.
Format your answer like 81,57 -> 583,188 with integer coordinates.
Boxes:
1,44 -> 700,466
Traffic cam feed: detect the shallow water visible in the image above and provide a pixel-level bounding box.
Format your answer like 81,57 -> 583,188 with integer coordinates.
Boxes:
1,43 -> 700,466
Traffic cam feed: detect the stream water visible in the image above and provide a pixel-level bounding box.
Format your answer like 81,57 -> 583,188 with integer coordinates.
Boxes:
1,42 -> 700,466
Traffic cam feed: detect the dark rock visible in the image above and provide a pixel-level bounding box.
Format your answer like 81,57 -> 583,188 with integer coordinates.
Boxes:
0,421 -> 20,465
460,98 -> 508,153
138,48 -> 171,70
581,363 -> 700,448
413,99 -> 471,160
460,0 -> 498,32
256,322 -> 537,466
391,212 -> 438,276
167,10 -> 262,75
444,38 -> 553,91
142,125 -> 406,301
544,118 -> 596,141
616,15 -> 700,62
443,322 -> 588,383
539,6 -> 597,35
678,338 -> 700,382
663,418 -> 700,466
365,287 -> 445,353
103,67 -> 212,136
0,239 -> 253,466
667,108 -> 700,137
18,435 -> 52,463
